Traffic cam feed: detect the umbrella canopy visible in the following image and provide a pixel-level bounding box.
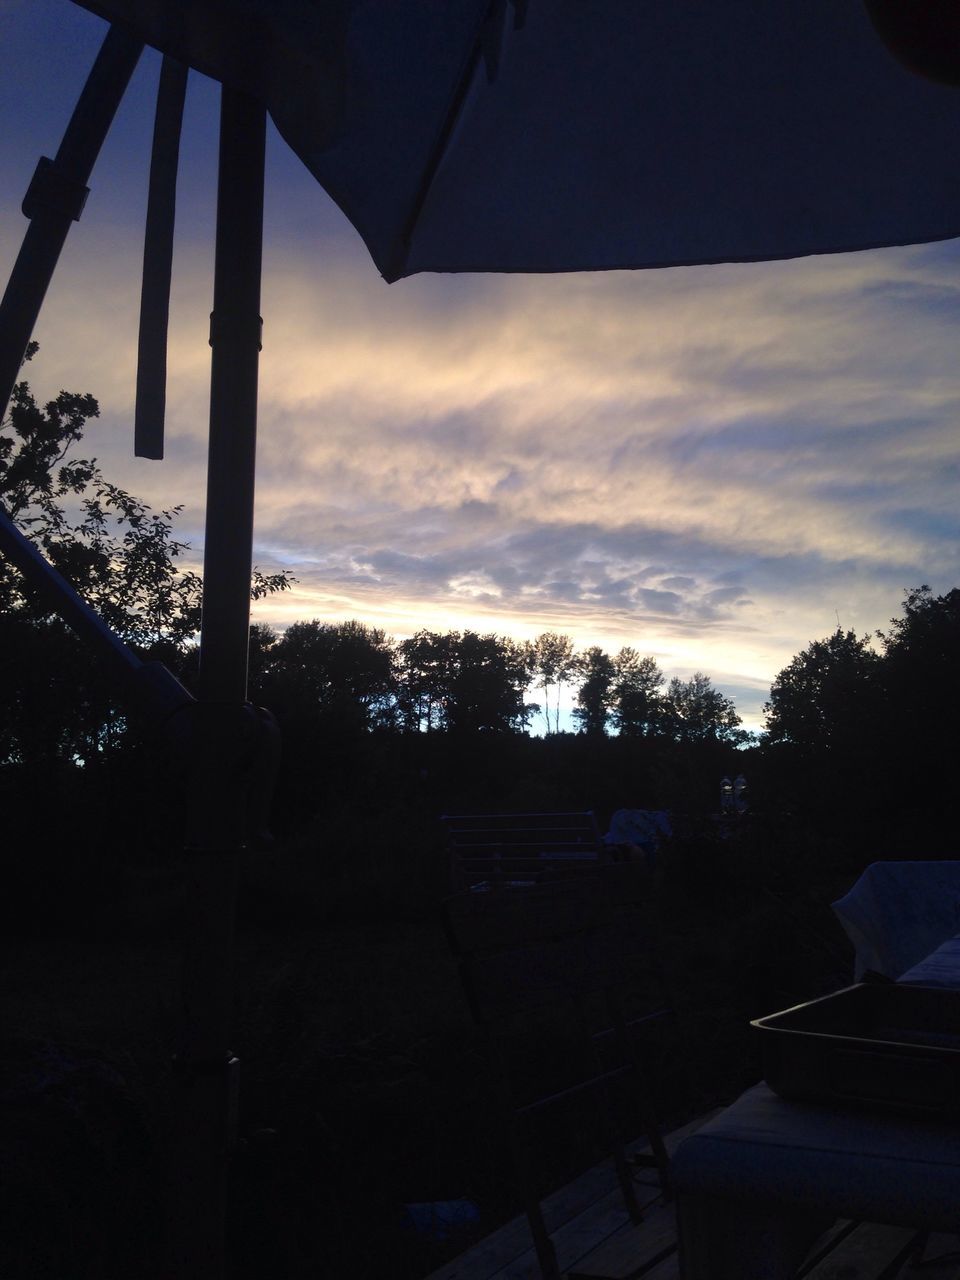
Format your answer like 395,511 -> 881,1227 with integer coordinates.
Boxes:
71,1 -> 960,280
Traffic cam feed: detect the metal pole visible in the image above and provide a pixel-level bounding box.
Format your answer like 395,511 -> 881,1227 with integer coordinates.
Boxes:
198,89 -> 265,710
170,85 -> 266,1280
0,506 -> 194,726
0,25 -> 142,421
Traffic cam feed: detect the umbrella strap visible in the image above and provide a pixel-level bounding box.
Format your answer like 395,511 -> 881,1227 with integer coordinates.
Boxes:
0,24 -> 143,422
135,55 -> 189,460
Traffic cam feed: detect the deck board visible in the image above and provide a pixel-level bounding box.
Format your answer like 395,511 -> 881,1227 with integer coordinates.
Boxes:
565,1198 -> 678,1280
422,1165 -> 655,1280
803,1223 -> 918,1278
909,1234 -> 960,1277
422,1113 -> 714,1280
566,1221 -> 960,1280
491,1183 -> 663,1280
637,1252 -> 679,1280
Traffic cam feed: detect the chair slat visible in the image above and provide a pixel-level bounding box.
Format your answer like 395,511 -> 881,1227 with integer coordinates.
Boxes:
441,810 -> 606,892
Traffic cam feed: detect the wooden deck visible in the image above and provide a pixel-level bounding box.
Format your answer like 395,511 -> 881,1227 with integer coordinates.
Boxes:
423,1111 -> 960,1280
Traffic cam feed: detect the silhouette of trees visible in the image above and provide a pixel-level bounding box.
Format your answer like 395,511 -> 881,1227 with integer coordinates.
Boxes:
0,348 -> 291,765
610,648 -> 666,737
247,622 -> 279,692
760,593 -> 960,846
877,585 -> 960,803
261,619 -> 397,733
764,591 -> 960,775
0,345 -> 203,654
880,585 -> 960,745
395,629 -> 456,732
664,671 -> 747,745
573,646 -> 616,734
249,625 -> 752,747
575,650 -> 746,744
394,629 -> 531,733
442,631 -> 533,733
528,632 -> 577,733
763,628 -> 882,758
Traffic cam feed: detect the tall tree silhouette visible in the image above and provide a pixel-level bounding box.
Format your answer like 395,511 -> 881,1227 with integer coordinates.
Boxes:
395,629 -> 456,732
665,672 -> 746,745
611,648 -> 666,737
443,631 -> 532,733
878,585 -> 960,798
263,619 -> 397,732
764,628 -> 881,758
573,646 -> 615,735
529,632 -> 576,733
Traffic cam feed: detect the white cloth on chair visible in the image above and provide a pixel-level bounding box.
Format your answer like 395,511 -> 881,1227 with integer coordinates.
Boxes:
831,861 -> 960,980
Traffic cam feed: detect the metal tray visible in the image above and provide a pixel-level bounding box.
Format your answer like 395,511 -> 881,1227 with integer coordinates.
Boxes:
751,983 -> 960,1115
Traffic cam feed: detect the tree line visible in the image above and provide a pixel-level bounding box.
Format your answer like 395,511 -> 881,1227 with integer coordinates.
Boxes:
245,619 -> 747,744
5,348 -> 958,864
761,586 -> 960,839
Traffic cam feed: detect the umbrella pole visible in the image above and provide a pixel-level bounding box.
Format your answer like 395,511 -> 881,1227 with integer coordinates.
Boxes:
0,24 -> 142,421
171,85 -> 266,1280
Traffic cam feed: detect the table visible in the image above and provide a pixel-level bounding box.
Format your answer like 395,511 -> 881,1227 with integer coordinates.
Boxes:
672,860 -> 960,1277
672,1082 -> 960,1278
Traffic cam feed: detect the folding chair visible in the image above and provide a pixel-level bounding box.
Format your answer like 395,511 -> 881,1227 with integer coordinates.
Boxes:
440,810 -> 607,893
444,876 -> 672,1280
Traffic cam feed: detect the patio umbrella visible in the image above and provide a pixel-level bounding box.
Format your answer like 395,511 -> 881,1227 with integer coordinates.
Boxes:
53,0 -> 960,283
1,3 -> 959,1277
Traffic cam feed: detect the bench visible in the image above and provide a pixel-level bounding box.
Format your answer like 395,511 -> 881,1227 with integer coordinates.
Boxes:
441,810 -> 607,893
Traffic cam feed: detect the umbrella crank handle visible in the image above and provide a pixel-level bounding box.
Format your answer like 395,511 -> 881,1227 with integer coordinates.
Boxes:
236,703 -> 281,851
183,701 -> 281,852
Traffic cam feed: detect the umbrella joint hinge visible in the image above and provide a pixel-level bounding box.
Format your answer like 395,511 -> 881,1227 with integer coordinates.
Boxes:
208,309 -> 263,351
22,156 -> 90,223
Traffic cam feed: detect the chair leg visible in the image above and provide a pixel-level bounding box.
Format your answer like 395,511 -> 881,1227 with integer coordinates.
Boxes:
613,1143 -> 644,1224
605,988 -> 672,1200
622,1070 -> 672,1198
644,1110 -> 672,1200
509,1117 -> 561,1279
524,1197 -> 561,1280
877,1229 -> 931,1279
909,1231 -> 930,1267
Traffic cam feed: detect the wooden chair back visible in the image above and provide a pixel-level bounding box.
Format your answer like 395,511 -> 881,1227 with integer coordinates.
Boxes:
440,810 -> 607,892
443,877 -> 671,1279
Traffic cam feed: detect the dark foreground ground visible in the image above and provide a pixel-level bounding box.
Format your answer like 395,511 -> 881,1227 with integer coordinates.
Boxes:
0,805 -> 863,1280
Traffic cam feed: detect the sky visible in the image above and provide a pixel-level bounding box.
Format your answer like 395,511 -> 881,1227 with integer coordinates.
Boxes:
3,1 -> 960,733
